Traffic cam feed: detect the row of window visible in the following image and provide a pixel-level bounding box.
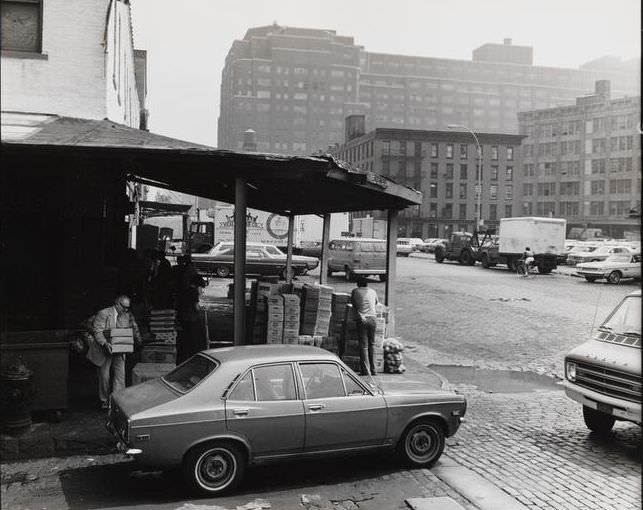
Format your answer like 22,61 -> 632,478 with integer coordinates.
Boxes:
522,114 -> 637,138
521,201 -> 634,218
427,182 -> 513,201
426,203 -> 514,220
523,161 -> 582,177
522,182 -> 582,197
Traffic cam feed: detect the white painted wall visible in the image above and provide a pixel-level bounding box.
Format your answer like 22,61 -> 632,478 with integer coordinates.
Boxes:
1,0 -> 139,128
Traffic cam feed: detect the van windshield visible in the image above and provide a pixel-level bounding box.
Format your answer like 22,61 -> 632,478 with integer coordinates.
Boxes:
600,296 -> 641,337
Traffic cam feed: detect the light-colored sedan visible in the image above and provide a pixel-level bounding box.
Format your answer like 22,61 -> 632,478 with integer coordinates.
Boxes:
107,345 -> 466,496
566,245 -> 634,266
576,253 -> 641,284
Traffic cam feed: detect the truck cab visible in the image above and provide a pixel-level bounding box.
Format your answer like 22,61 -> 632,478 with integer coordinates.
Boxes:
563,290 -> 641,434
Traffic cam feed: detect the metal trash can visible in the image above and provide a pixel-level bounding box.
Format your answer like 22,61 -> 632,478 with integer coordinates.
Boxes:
1,356 -> 34,430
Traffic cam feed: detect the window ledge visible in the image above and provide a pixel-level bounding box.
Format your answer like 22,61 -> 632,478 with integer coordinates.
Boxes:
1,50 -> 48,60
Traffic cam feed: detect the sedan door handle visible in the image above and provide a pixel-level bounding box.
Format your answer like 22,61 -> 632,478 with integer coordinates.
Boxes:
232,408 -> 249,416
308,403 -> 326,411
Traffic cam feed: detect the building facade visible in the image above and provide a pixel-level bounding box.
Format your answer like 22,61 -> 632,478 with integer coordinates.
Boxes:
518,81 -> 641,239
218,25 -> 639,155
1,0 -> 143,128
331,121 -> 525,238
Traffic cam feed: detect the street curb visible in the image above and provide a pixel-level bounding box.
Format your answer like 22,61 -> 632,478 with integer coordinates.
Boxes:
433,456 -> 529,510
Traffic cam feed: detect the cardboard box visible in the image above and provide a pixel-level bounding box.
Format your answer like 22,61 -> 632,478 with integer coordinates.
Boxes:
109,328 -> 133,338
141,344 -> 177,364
132,362 -> 175,385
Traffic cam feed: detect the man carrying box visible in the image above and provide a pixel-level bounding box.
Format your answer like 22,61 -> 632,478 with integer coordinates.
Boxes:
88,295 -> 141,410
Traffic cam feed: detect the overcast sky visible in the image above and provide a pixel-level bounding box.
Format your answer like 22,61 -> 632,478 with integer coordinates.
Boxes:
131,0 -> 640,147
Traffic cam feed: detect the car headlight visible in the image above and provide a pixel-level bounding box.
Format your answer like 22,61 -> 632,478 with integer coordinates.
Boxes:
566,360 -> 576,382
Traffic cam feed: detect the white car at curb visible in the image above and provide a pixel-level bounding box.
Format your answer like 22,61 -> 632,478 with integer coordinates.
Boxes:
576,253 -> 641,284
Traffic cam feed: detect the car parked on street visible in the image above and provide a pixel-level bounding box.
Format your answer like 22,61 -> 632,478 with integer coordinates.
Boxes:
575,253 -> 641,284
107,345 -> 467,496
422,238 -> 446,253
566,244 -> 634,266
191,242 -> 318,278
563,290 -> 641,434
396,239 -> 414,256
399,237 -> 425,252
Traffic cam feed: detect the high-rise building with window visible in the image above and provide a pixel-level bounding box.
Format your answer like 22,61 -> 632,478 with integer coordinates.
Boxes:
330,117 -> 525,238
518,81 -> 641,238
218,25 -> 639,155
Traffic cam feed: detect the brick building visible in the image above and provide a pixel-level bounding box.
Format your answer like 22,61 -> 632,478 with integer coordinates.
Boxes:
331,117 -> 525,238
518,81 -> 641,238
1,0 -> 144,128
218,25 -> 639,155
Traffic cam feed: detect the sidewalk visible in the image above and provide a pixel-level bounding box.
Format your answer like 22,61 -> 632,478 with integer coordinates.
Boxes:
1,352 -> 443,462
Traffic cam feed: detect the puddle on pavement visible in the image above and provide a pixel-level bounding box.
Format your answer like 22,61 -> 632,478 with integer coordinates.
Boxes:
427,364 -> 561,393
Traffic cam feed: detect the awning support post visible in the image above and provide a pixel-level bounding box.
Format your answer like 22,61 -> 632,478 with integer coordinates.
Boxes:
385,209 -> 398,337
233,177 -> 247,345
319,213 -> 331,285
286,214 -> 295,283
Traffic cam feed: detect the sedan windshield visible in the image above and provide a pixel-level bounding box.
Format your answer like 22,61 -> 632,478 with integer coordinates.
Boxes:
600,296 -> 641,337
163,355 -> 217,393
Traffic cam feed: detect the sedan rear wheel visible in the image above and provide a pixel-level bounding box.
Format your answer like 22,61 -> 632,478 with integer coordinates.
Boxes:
607,271 -> 622,284
398,420 -> 445,467
184,442 -> 245,496
215,266 -> 231,278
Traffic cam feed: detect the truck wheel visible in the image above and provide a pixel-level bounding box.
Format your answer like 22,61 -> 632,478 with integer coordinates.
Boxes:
434,250 -> 445,263
584,276 -> 597,283
537,267 -> 551,275
481,253 -> 490,268
215,266 -> 231,278
582,406 -> 615,435
460,251 -> 474,266
607,271 -> 622,284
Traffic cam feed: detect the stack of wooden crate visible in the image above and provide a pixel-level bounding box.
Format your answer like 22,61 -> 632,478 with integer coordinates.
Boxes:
265,296 -> 284,343
300,284 -> 333,336
282,294 -> 301,344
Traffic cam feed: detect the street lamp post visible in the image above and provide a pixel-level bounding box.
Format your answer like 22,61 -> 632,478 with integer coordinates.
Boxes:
448,124 -> 482,230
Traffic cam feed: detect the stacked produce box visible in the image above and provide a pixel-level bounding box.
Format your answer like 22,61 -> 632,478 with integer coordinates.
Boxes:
282,294 -> 301,344
328,293 -> 350,355
300,284 -> 333,336
140,308 -> 177,364
250,281 -> 279,344
265,296 -> 284,343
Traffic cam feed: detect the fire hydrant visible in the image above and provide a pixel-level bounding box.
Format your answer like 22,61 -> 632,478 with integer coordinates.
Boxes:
1,356 -> 34,430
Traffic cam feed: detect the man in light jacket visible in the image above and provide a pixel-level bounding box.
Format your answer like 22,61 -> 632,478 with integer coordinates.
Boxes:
87,295 -> 141,410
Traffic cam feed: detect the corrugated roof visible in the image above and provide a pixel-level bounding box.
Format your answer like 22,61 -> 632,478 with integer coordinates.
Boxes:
1,113 -> 422,214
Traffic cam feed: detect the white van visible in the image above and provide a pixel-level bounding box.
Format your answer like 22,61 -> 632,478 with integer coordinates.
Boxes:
563,290 -> 641,434
327,238 -> 387,281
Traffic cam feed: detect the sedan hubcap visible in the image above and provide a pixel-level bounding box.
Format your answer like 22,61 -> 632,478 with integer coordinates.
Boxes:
198,450 -> 234,488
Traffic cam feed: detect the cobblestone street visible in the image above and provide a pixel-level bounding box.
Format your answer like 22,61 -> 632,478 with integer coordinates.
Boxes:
1,256 -> 640,509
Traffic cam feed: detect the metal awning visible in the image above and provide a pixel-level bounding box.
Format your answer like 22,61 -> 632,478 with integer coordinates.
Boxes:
1,113 -> 422,214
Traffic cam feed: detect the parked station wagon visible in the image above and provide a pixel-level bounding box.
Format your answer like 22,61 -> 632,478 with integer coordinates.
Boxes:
107,345 -> 466,495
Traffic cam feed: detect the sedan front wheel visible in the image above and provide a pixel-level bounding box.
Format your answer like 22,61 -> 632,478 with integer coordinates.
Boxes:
184,442 -> 245,496
398,419 -> 445,467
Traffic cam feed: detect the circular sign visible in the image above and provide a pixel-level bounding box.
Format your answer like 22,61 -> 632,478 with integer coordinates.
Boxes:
266,214 -> 289,239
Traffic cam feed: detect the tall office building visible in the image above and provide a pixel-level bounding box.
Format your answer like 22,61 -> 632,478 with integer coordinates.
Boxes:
518,81 -> 640,239
218,25 -> 639,155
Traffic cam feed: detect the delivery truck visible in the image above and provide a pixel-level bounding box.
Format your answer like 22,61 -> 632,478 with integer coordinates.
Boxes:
145,206 -> 349,254
478,217 -> 566,274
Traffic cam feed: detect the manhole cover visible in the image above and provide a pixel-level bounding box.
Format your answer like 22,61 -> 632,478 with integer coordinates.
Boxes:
427,365 -> 561,393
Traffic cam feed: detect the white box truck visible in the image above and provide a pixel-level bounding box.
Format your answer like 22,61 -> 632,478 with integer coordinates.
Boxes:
479,217 -> 567,274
